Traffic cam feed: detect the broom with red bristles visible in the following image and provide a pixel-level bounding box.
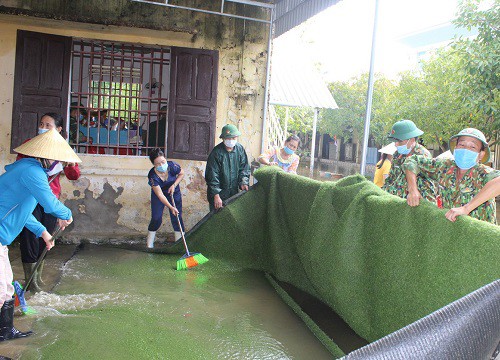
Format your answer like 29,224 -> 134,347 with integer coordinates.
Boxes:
171,194 -> 208,270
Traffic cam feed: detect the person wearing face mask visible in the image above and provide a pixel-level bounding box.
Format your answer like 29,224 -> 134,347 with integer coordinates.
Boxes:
382,119 -> 437,203
16,113 -> 81,292
403,128 -> 500,224
146,148 -> 185,248
373,142 -> 396,188
68,102 -> 88,144
0,128 -> 78,342
258,135 -> 301,174
205,124 -> 250,211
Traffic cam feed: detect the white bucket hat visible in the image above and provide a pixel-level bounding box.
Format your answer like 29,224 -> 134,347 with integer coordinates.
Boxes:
14,128 -> 82,163
378,142 -> 397,155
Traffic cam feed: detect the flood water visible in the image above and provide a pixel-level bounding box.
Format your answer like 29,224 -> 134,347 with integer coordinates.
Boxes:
15,245 -> 332,359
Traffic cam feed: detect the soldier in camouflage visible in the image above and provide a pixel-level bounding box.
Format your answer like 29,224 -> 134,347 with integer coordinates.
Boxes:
382,120 -> 437,203
403,128 -> 500,225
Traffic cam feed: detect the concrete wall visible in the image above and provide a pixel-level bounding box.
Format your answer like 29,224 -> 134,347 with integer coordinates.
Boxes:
0,3 -> 269,242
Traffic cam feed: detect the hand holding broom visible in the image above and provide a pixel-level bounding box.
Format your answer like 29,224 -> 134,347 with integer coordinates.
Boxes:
14,226 -> 64,315
170,194 -> 208,271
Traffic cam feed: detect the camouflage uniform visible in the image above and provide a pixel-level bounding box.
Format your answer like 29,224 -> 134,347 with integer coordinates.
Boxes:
402,156 -> 500,224
382,143 -> 436,203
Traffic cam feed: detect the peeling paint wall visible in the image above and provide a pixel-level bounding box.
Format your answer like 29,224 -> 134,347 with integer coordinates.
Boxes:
0,4 -> 269,242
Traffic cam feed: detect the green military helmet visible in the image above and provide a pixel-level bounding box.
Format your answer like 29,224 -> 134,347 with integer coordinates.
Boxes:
388,119 -> 424,141
449,128 -> 490,163
219,124 -> 241,139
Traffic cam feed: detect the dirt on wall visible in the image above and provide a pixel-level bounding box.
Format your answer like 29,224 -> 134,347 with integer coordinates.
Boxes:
64,181 -> 125,237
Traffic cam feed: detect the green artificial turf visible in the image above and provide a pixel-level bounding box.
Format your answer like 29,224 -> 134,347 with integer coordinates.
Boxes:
173,167 -> 500,351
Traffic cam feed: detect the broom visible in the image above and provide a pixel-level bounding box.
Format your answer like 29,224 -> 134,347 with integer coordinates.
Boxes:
171,194 -> 208,270
14,226 -> 63,315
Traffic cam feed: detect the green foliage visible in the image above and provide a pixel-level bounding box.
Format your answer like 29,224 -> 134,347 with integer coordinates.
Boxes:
272,0 -> 498,150
320,74 -> 396,146
452,0 -> 500,142
384,49 -> 470,151
274,105 -> 315,134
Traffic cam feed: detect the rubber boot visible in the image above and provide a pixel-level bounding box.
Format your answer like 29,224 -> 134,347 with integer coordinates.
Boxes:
147,231 -> 156,248
37,260 -> 46,285
174,231 -> 182,242
22,263 -> 42,293
0,299 -> 33,341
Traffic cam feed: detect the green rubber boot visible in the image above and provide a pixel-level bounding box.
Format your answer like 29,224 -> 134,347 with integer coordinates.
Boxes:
22,263 -> 42,293
37,260 -> 46,285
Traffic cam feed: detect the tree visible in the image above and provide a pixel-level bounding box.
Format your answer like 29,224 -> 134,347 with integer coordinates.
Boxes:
453,0 -> 500,143
382,49 -> 471,152
273,105 -> 315,135
320,73 -> 396,146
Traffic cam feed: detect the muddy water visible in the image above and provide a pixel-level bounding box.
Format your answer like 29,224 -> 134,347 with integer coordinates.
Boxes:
17,245 -> 332,359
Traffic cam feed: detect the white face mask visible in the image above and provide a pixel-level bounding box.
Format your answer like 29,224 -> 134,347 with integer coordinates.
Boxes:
46,161 -> 64,176
224,139 -> 237,148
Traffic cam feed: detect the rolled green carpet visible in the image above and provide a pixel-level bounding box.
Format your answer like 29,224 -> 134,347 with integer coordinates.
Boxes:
175,167 -> 500,356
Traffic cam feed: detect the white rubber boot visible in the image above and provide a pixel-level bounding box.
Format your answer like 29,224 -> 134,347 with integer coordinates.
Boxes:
147,231 -> 156,248
174,231 -> 182,241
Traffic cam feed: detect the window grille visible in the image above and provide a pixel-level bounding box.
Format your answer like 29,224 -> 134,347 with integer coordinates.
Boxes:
70,39 -> 170,156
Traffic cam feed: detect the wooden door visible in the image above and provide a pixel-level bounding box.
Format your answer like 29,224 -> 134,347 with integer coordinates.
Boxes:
11,30 -> 72,151
168,47 -> 218,160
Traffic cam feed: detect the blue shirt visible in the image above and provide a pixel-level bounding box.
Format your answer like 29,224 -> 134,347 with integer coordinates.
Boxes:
0,158 -> 72,245
147,161 -> 182,196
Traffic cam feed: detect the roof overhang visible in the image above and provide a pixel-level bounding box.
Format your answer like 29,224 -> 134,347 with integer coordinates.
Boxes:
270,61 -> 338,109
129,0 -> 343,37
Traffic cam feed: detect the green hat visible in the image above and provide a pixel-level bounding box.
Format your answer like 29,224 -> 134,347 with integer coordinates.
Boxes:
449,128 -> 490,163
388,120 -> 424,141
219,124 -> 241,139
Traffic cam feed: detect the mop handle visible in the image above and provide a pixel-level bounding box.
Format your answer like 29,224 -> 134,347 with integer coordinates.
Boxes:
24,226 -> 63,291
170,193 -> 190,256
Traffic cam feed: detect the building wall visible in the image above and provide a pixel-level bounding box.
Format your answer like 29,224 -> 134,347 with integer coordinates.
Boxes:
0,7 -> 269,242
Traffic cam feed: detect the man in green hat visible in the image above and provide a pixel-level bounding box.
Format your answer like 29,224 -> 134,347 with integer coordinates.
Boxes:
205,124 -> 250,211
382,119 -> 437,203
403,128 -> 500,224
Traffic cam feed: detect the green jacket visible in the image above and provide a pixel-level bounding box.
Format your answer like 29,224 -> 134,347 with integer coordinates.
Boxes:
205,142 -> 250,206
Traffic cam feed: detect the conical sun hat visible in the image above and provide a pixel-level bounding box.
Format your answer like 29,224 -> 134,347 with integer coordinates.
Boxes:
14,128 -> 82,163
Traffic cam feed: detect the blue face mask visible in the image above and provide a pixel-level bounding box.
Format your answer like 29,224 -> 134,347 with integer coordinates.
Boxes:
454,148 -> 479,170
38,128 -> 49,135
156,163 -> 168,173
396,142 -> 412,155
283,146 -> 295,155
79,114 -> 84,121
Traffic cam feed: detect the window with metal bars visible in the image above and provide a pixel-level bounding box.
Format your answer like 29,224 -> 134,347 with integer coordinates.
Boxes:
69,39 -> 170,156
